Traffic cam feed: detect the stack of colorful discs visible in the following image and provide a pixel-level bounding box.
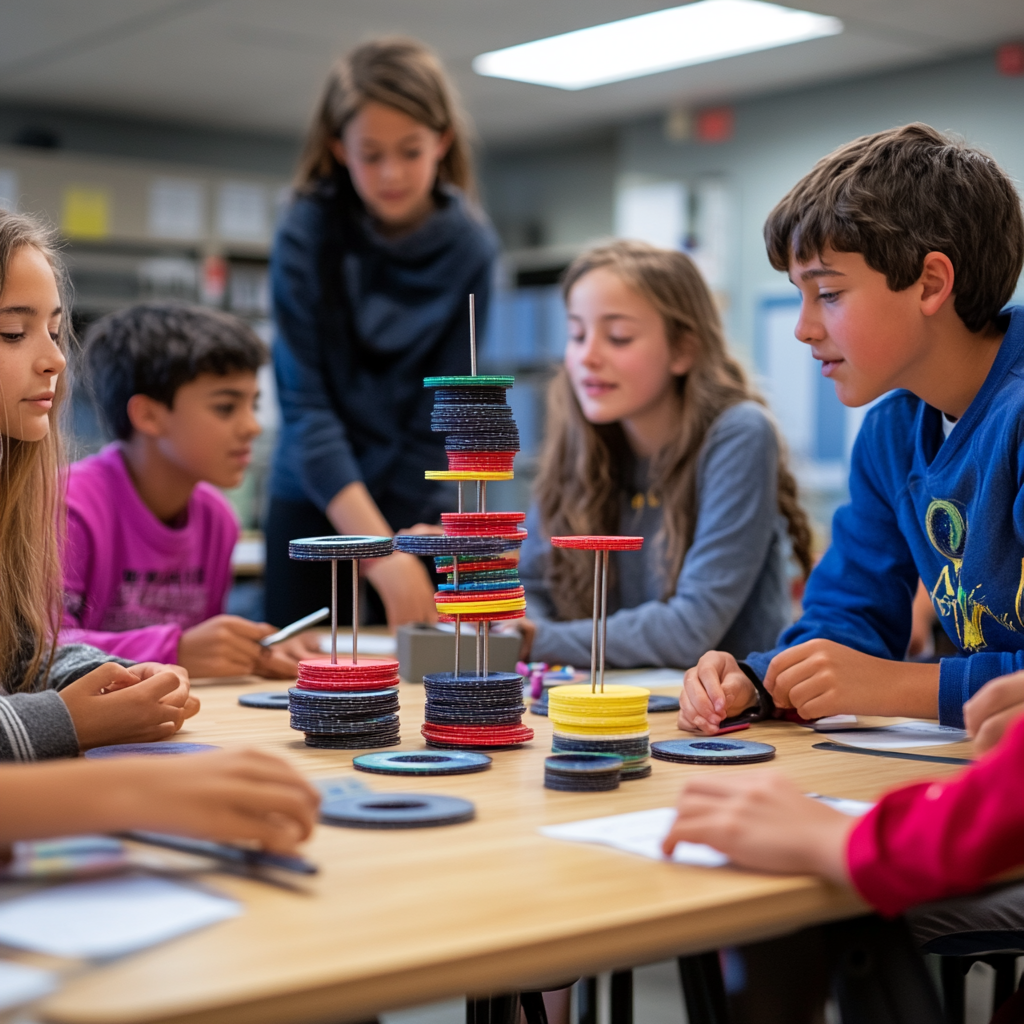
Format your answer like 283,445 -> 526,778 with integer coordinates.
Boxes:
548,684 -> 652,780
421,672 -> 534,749
544,753 -> 623,792
288,657 -> 401,749
441,512 -> 525,537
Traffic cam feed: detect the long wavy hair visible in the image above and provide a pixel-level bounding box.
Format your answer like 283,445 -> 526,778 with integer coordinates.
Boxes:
534,241 -> 812,620
294,37 -> 475,197
0,212 -> 70,691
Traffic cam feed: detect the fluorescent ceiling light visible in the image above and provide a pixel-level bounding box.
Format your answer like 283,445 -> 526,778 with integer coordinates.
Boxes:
473,0 -> 843,91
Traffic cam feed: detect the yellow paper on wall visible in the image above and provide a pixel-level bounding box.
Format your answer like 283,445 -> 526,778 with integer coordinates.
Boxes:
62,187 -> 110,239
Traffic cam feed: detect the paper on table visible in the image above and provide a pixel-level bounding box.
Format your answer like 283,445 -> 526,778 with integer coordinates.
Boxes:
319,633 -> 397,656
0,961 -> 58,1011
830,722 -> 968,749
540,796 -> 874,868
612,668 -> 686,688
0,875 -> 241,959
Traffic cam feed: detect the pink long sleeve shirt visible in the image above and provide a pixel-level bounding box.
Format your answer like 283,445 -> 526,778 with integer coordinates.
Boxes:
847,715 -> 1024,917
60,444 -> 239,663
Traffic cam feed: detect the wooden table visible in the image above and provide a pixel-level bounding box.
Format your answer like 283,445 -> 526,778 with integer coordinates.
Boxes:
40,668 -> 976,1024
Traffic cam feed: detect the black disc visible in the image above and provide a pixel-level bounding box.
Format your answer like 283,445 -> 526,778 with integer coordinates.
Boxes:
651,738 -> 776,765
239,691 -> 290,709
647,695 -> 680,713
320,793 -> 475,829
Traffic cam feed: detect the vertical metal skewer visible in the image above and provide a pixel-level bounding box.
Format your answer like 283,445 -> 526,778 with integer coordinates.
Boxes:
351,559 -> 359,665
483,621 -> 490,678
599,550 -> 609,693
330,559 -> 338,665
458,482 -> 464,513
469,293 -> 477,376
590,550 -> 600,693
475,622 -> 482,676
453,560 -> 461,678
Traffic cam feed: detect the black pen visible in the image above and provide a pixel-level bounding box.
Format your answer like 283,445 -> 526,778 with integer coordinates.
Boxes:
120,830 -> 319,875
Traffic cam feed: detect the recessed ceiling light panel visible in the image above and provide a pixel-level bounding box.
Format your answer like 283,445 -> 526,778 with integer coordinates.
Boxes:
473,0 -> 843,91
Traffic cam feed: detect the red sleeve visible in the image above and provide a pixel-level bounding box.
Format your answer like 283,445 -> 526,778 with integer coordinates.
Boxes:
847,716 -> 1024,917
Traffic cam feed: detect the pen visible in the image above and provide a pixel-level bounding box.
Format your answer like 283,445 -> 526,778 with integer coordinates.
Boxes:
120,831 -> 319,875
259,607 -> 330,647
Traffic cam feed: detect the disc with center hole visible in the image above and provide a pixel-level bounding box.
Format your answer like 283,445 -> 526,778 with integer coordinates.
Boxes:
651,738 -> 776,765
85,742 -> 220,759
239,691 -> 290,709
352,750 -> 492,776
550,535 -> 644,551
288,535 -> 393,560
321,793 -> 475,828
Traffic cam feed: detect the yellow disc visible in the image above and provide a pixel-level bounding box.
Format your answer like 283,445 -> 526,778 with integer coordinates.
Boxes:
548,684 -> 650,734
433,597 -> 527,615
424,471 -> 515,481
548,715 -> 650,734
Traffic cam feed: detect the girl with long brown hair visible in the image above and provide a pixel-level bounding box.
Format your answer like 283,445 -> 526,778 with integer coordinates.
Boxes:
516,240 -> 811,670
266,37 -> 498,630
0,210 -> 197,760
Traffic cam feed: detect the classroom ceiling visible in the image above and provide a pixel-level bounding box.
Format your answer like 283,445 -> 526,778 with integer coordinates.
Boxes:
1,0 -> 1022,146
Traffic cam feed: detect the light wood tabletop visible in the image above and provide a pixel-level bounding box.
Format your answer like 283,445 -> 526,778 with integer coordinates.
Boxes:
40,657 -> 977,1024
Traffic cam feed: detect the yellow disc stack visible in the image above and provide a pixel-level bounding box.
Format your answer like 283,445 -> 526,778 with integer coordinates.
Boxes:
548,684 -> 652,779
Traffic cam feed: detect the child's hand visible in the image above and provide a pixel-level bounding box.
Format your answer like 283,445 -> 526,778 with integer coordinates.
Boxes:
126,662 -> 199,719
178,615 -> 272,678
492,617 -> 536,661
678,651 -> 757,733
59,663 -> 190,750
106,749 -> 321,853
254,632 -> 321,679
964,671 -> 1024,754
660,770 -> 854,884
364,551 -> 438,628
764,639 -> 939,719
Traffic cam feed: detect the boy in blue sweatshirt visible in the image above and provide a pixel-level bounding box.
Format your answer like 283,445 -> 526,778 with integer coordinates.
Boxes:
679,122 -> 1024,733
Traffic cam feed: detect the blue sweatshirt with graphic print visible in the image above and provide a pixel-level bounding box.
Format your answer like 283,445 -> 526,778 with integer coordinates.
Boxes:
746,305 -> 1024,729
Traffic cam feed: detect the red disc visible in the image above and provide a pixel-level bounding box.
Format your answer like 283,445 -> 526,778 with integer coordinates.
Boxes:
434,587 -> 524,603
442,512 -> 526,536
438,558 -> 518,574
447,452 -> 515,471
437,609 -> 524,623
421,723 -> 534,747
296,658 -> 399,688
550,535 -> 644,551
295,678 -> 397,692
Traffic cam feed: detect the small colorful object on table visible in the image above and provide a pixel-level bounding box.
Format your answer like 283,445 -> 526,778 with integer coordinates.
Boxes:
285,534 -> 400,749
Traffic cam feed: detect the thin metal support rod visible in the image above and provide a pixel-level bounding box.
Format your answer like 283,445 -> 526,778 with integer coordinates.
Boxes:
599,549 -> 609,693
475,621 -> 482,677
458,482 -> 464,513
590,550 -> 600,693
469,293 -> 477,376
330,559 -> 338,665
483,620 -> 490,678
476,481 -> 482,511
453,562 -> 461,678
479,480 -> 487,513
351,559 -> 359,665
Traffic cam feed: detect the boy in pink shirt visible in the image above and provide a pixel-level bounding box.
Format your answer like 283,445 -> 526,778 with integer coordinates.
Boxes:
62,303 -> 317,677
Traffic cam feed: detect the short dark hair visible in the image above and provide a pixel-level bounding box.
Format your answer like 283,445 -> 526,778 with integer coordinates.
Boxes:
82,303 -> 268,441
764,123 -> 1024,333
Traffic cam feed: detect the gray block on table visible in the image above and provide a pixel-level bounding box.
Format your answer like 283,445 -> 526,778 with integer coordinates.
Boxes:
397,624 -> 519,683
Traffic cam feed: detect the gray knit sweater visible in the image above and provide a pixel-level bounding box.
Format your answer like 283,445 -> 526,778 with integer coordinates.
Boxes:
0,644 -> 132,761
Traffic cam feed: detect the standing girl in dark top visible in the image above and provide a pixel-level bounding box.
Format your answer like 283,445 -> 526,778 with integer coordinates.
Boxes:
266,38 -> 499,627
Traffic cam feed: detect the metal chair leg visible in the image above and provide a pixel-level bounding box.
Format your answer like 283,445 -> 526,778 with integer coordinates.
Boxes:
677,952 -> 729,1024
576,978 -> 597,1024
466,994 -> 520,1024
939,956 -> 966,1024
610,970 -> 632,1024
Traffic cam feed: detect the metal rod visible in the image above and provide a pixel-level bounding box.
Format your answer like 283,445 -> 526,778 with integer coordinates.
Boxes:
330,559 -> 338,666
458,481 -> 464,513
483,621 -> 489,678
352,559 -> 359,665
479,480 -> 487,513
475,621 -> 482,677
599,549 -> 609,693
469,294 -> 477,376
590,550 -> 600,693
453,561 -> 461,678
476,481 -> 482,511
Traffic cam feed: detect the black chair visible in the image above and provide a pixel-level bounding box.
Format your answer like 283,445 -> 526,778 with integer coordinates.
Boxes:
922,933 -> 1024,1024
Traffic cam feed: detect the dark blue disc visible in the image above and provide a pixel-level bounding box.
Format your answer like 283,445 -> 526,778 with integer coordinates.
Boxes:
320,793 -> 475,828
352,750 -> 492,776
85,742 -> 220,759
239,691 -> 290,709
544,752 -> 624,774
288,535 -> 393,561
647,694 -> 680,713
651,738 -> 775,765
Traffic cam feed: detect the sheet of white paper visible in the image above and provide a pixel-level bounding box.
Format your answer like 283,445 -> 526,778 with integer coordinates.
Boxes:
540,796 -> 873,868
612,668 -> 686,688
319,633 -> 397,656
0,875 -> 241,959
0,961 -> 58,1010
831,722 -> 968,749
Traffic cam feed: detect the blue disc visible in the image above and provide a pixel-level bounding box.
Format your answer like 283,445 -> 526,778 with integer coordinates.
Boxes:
239,691 -> 290,709
651,738 -> 775,765
544,752 -> 624,773
393,535 -> 524,556
647,695 -> 681,713
84,742 -> 220,759
289,535 -> 393,561
353,750 -> 492,776
321,793 -> 475,829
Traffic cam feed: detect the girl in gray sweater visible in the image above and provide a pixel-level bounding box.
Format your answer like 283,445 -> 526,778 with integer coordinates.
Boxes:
517,241 -> 811,670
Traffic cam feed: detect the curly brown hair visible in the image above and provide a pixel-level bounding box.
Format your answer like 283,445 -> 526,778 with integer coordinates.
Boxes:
534,241 -> 812,620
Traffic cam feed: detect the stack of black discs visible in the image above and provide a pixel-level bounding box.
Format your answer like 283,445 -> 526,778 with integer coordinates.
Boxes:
551,732 -> 652,779
288,687 -> 400,749
544,753 -> 623,792
429,381 -> 521,453
421,671 -> 533,749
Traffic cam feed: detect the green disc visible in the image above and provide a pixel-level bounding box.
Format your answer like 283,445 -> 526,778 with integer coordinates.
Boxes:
423,375 -> 515,388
